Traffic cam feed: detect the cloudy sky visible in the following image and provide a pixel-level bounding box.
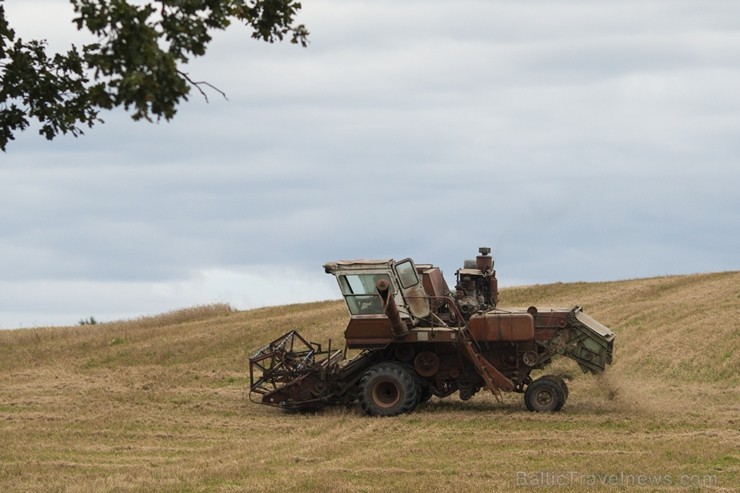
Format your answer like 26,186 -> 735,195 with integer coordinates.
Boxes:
1,0 -> 738,328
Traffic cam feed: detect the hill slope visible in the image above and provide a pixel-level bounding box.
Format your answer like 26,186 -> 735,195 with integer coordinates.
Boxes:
0,272 -> 738,492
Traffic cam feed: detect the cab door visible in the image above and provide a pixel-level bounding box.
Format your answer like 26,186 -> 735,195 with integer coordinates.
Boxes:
393,259 -> 430,318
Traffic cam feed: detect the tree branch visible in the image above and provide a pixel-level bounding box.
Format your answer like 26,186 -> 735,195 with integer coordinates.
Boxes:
177,70 -> 228,103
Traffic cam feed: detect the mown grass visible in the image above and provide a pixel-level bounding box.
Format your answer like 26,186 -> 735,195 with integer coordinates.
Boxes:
0,274 -> 738,492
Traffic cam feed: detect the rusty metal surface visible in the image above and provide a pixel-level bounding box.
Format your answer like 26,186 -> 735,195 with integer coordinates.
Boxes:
468,312 -> 535,342
376,278 -> 409,338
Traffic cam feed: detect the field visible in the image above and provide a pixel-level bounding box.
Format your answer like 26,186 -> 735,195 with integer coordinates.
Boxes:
1,272 -> 738,492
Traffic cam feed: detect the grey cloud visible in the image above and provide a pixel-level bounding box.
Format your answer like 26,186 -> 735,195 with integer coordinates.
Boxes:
1,1 -> 738,327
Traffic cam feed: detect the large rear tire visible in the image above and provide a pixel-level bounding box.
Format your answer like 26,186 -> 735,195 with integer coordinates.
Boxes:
524,377 -> 565,412
358,362 -> 420,416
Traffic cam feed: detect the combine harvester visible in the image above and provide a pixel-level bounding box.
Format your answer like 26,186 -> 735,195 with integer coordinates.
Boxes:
249,247 -> 615,416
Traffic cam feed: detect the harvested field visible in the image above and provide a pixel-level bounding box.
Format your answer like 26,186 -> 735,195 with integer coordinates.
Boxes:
1,272 -> 738,492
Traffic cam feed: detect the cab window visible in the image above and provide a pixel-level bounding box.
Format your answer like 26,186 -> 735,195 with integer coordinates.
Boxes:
338,273 -> 391,315
394,260 -> 419,289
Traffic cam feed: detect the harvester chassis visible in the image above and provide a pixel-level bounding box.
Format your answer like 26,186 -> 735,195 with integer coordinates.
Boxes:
249,248 -> 615,416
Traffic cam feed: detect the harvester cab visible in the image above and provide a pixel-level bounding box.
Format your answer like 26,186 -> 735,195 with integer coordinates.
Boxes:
324,258 -> 431,321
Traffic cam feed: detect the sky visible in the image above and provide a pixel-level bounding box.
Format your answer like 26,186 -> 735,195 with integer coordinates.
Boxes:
1,0 -> 738,328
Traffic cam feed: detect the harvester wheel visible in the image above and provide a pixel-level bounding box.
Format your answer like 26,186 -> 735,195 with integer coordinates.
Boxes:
541,375 -> 569,403
358,363 -> 420,416
524,378 -> 565,412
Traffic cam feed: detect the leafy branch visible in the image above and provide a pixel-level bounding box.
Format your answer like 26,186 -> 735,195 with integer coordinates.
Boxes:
0,0 -> 308,151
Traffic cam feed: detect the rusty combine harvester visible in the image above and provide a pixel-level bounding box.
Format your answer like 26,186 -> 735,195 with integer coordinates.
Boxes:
249,248 -> 615,416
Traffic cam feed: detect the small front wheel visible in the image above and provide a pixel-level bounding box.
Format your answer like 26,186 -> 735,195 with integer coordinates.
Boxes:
524,377 -> 565,412
540,374 -> 569,404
